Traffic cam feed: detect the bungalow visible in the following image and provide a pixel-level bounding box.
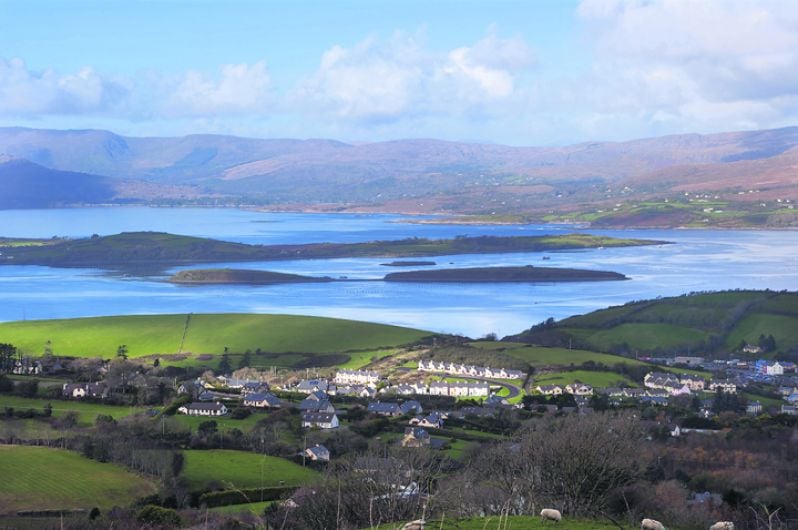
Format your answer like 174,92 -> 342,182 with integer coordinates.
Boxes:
454,406 -> 496,419
178,402 -> 228,416
746,401 -> 763,416
332,384 -> 376,399
640,396 -> 669,406
536,384 -> 563,396
401,427 -> 430,448
301,412 -> 339,429
781,404 -> 797,416
400,400 -> 423,415
484,395 -> 511,408
62,382 -> 108,399
305,444 -> 331,462
243,392 -> 282,408
12,358 -> 42,375
333,369 -> 380,385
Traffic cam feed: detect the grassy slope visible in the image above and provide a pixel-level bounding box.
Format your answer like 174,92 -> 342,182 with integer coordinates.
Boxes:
0,314 -> 430,359
725,313 -> 798,351
181,449 -> 316,491
0,445 -> 157,512
0,396 -> 152,425
534,370 -> 637,388
567,323 -> 710,351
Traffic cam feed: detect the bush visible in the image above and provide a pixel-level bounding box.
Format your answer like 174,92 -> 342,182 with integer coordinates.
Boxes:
136,505 -> 181,526
198,486 -> 296,508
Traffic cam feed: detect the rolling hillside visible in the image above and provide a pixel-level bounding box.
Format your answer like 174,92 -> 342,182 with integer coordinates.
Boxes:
505,290 -> 798,358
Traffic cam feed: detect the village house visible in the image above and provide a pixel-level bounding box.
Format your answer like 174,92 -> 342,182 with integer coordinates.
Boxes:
709,379 -> 738,394
299,391 -> 335,413
766,362 -> 785,376
240,381 -> 271,395
417,359 -> 523,380
12,358 -> 42,375
564,383 -> 593,396
427,381 -> 490,398
305,444 -> 331,462
333,369 -> 380,385
178,402 -> 228,416
679,375 -> 706,391
644,372 -> 681,391
536,384 -> 563,396
294,379 -> 329,394
242,392 -> 282,408
781,404 -> 797,416
746,401 -> 763,415
330,384 -> 376,399
301,412 -> 339,429
401,427 -> 430,448
409,412 -> 445,429
62,382 -> 108,399
368,401 -> 403,416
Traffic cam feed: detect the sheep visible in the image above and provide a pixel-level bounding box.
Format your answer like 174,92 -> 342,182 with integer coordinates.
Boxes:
399,519 -> 425,530
709,523 -> 734,530
540,508 -> 562,522
641,518 -> 666,530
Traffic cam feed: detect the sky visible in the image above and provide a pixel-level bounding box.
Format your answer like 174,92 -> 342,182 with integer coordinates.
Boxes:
1,0 -> 797,145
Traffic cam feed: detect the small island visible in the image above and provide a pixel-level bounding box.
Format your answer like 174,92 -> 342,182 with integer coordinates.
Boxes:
380,260 -> 437,267
169,269 -> 335,285
383,265 -> 627,283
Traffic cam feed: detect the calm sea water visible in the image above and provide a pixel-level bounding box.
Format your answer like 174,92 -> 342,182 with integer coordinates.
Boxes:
1,207 -> 797,337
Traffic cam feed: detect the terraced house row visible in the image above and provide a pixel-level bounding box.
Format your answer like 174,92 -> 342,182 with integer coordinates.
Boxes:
417,359 -> 524,380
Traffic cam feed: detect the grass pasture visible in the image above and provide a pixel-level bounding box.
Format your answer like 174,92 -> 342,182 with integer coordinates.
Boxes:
0,313 -> 430,360
485,344 -> 649,368
0,445 -> 157,513
567,323 -> 709,351
181,449 -> 317,491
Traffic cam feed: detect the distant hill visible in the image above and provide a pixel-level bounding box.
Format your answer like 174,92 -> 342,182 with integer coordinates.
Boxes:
0,157 -> 117,208
1,125 -> 797,225
505,290 -> 798,359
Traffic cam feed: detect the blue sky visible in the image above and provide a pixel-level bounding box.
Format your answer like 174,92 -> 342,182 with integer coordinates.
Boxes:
1,0 -> 797,144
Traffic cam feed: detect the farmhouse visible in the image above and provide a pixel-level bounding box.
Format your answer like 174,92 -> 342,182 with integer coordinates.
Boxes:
301,412 -> 339,429
401,427 -> 430,448
178,402 -> 228,416
243,392 -> 282,408
62,382 -> 108,399
334,369 -> 380,385
305,444 -> 331,462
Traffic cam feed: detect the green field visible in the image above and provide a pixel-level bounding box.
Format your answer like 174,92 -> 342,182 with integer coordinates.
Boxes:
0,396 -> 153,425
481,344 -> 649,368
181,449 -> 317,491
533,370 -> 637,388
566,323 -> 709,351
209,500 -> 275,515
726,313 -> 798,353
0,313 -> 431,359
0,445 -> 157,512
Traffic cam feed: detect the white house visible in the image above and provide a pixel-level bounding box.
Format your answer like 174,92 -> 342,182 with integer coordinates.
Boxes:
679,375 -> 706,391
536,384 -> 563,396
62,382 -> 108,399
301,412 -> 339,429
766,362 -> 785,376
565,383 -> 593,396
709,380 -> 738,394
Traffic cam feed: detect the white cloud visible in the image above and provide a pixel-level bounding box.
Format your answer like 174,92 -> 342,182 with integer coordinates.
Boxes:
0,58 -> 126,116
574,0 -> 798,136
164,61 -> 273,117
295,31 -> 536,121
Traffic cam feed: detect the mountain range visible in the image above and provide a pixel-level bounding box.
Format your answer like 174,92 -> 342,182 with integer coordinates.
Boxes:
0,126 -> 796,226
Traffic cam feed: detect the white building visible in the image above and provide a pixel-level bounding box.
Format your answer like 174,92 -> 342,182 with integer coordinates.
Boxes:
178,402 -> 228,416
302,412 -> 339,429
334,369 -> 381,385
